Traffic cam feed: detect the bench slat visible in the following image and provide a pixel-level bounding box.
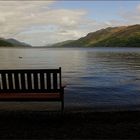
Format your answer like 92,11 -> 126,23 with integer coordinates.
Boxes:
0,93 -> 61,101
33,73 -> 39,90
0,69 -> 60,73
8,73 -> 13,90
47,73 -> 51,90
40,73 -> 45,89
20,73 -> 26,90
27,73 -> 32,90
1,73 -> 7,90
53,73 -> 58,90
14,73 -> 20,90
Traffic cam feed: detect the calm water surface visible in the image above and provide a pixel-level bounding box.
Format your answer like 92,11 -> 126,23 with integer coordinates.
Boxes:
1,47 -> 140,110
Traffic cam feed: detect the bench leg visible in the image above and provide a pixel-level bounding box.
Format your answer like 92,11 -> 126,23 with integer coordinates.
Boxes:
61,98 -> 64,114
60,90 -> 64,114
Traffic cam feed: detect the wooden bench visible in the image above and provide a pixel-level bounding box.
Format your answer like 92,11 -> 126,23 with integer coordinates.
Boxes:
0,67 -> 65,113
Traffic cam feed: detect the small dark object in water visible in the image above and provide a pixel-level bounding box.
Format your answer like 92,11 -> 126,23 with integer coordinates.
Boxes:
19,56 -> 23,59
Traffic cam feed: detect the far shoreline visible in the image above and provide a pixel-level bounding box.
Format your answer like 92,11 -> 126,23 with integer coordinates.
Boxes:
0,46 -> 140,49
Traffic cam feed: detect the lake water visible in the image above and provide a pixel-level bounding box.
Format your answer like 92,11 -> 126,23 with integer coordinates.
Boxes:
0,47 -> 140,111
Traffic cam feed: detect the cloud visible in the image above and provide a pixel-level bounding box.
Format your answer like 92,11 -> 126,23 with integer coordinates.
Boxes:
15,8 -> 91,45
0,1 -> 54,36
97,4 -> 140,29
119,4 -> 140,25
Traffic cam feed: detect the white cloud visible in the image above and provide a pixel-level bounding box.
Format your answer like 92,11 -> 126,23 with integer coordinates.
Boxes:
137,4 -> 140,11
15,8 -> 90,45
120,4 -> 140,25
0,1 -> 54,36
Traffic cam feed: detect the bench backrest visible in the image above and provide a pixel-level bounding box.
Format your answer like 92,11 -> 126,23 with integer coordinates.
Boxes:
0,67 -> 62,93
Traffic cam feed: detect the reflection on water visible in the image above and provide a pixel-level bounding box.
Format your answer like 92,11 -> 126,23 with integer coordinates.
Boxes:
0,47 -> 140,110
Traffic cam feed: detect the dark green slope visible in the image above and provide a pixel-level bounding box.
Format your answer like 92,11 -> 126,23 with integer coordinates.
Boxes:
92,25 -> 140,47
0,38 -> 31,47
0,38 -> 14,47
51,24 -> 140,47
51,40 -> 74,47
7,38 -> 32,47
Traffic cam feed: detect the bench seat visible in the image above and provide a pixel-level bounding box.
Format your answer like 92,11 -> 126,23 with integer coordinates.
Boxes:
0,93 -> 61,101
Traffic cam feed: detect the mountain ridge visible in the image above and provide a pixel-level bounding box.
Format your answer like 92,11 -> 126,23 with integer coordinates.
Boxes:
50,24 -> 140,47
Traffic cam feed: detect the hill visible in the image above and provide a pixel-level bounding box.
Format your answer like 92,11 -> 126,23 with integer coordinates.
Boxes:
51,24 -> 140,47
0,38 -> 14,47
0,38 -> 31,47
7,38 -> 32,47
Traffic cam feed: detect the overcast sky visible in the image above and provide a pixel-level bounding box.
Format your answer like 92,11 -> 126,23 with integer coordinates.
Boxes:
0,1 -> 140,46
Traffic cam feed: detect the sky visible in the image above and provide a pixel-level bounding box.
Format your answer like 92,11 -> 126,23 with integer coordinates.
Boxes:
0,1 -> 140,46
